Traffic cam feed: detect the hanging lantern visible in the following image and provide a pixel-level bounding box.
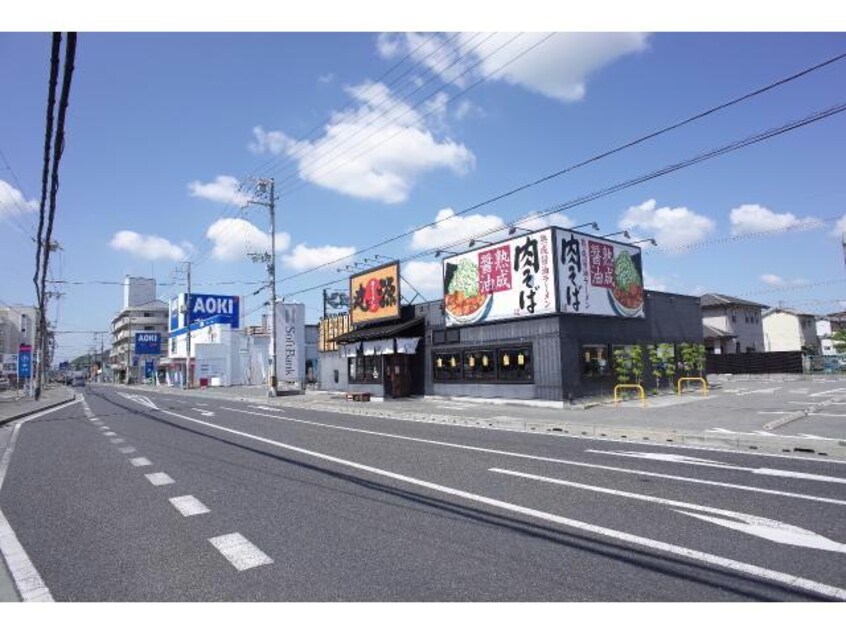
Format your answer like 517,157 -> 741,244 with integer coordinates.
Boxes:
518,353 -> 525,366
450,356 -> 456,368
469,356 -> 475,368
482,355 -> 489,367
436,357 -> 443,368
502,353 -> 510,367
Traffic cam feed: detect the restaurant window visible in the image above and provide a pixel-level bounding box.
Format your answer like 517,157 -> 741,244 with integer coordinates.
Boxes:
463,350 -> 496,381
498,347 -> 532,382
582,345 -> 611,378
432,330 -> 446,345
348,355 -> 381,384
433,351 -> 462,381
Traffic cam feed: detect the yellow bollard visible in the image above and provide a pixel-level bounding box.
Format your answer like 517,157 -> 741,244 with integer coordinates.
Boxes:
613,384 -> 646,407
677,377 -> 708,396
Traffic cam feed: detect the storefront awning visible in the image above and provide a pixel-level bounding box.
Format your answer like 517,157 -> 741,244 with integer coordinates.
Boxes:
332,317 -> 424,344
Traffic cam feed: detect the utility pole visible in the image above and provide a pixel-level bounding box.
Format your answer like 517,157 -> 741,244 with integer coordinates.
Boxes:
186,261 -> 192,389
246,177 -> 278,397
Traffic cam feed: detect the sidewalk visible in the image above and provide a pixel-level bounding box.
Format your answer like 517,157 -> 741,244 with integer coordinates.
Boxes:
0,385 -> 77,427
102,381 -> 846,460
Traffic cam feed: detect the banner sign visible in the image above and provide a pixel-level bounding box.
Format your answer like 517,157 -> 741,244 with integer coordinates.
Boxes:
319,313 -> 352,352
144,359 -> 155,379
169,293 -> 240,330
275,303 -> 306,383
135,332 -> 162,355
442,229 -> 556,327
350,262 -> 401,326
18,344 -> 32,378
554,228 -> 645,318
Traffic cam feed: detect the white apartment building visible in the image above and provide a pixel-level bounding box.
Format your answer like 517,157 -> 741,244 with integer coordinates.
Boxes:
109,277 -> 168,383
0,305 -> 38,380
762,307 -> 820,353
700,293 -> 767,353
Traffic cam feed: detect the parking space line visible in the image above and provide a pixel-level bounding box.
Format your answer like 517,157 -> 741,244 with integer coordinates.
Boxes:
118,446 -> 136,454
130,457 -> 152,467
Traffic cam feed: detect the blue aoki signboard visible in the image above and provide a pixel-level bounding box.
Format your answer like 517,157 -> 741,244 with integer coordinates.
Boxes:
170,293 -> 240,331
135,332 -> 162,355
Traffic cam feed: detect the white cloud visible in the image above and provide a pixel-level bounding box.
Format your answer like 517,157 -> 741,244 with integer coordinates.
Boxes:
619,199 -> 716,253
761,273 -> 809,287
188,175 -> 250,207
281,244 -> 356,271
249,81 -> 474,204
730,204 -> 820,236
0,179 -> 37,218
829,214 -> 846,238
379,32 -> 649,103
410,207 -> 506,251
318,73 -> 334,84
205,218 -> 291,262
109,230 -> 190,261
643,272 -> 668,292
402,261 -> 444,299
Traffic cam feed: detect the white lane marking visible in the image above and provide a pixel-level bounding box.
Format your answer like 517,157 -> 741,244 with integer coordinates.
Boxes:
809,388 -> 846,397
0,401 -> 76,603
490,468 -> 846,554
160,407 -> 846,598
809,412 -> 846,418
118,446 -> 136,454
130,457 -> 152,467
705,428 -> 846,443
755,411 -> 793,415
169,495 -> 211,517
191,408 -> 215,417
109,438 -> 125,444
89,417 -> 100,422
731,388 -> 781,396
219,407 -> 846,505
787,401 -> 846,406
209,533 -> 272,571
585,450 -> 846,485
144,472 -> 174,486
103,431 -> 117,437
117,392 -> 159,410
248,405 -> 283,412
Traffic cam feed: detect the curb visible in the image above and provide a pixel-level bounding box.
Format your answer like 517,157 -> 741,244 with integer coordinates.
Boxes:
0,392 -> 77,428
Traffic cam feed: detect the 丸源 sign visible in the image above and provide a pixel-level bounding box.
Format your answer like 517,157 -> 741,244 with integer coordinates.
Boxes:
442,229 -> 557,327
350,262 -> 401,325
555,228 -> 645,318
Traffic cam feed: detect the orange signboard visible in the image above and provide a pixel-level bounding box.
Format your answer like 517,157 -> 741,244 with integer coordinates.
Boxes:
349,262 -> 401,325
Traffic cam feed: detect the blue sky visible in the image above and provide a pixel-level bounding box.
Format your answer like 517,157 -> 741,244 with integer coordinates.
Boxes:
2,26 -> 846,362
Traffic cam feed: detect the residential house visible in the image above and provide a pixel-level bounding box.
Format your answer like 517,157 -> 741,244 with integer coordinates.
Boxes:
762,307 -> 820,353
700,293 -> 767,353
815,312 -> 846,356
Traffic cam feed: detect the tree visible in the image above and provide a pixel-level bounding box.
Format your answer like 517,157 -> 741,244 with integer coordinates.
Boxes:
833,329 -> 846,354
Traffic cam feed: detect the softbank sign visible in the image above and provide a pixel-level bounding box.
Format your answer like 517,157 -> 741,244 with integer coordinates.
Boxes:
169,293 -> 240,331
275,302 -> 305,383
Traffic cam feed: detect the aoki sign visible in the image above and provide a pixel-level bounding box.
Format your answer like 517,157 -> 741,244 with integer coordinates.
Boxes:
169,293 -> 240,331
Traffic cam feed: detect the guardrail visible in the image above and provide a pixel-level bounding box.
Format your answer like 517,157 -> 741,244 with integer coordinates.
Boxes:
677,377 -> 708,396
613,384 -> 646,407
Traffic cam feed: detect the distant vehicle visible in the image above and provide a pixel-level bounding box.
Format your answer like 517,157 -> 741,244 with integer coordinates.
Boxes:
0,377 -> 10,390
71,371 -> 86,387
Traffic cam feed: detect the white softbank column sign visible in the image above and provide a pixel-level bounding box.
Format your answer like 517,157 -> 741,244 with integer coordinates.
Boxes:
274,302 -> 305,384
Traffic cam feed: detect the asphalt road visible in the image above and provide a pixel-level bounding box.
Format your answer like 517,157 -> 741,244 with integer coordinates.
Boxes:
1,383 -> 845,601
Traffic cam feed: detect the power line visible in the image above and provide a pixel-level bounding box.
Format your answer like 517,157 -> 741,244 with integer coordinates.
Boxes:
270,49 -> 846,286
279,100 -> 846,299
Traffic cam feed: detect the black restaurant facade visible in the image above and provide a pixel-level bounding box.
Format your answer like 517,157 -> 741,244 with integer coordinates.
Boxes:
318,226 -> 702,402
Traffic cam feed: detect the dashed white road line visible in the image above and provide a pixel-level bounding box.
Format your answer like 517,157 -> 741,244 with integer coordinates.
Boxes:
130,457 -> 152,467
110,438 -> 125,444
169,495 -> 211,517
103,431 -> 117,437
144,472 -> 174,486
209,533 -> 272,571
118,446 -> 136,454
